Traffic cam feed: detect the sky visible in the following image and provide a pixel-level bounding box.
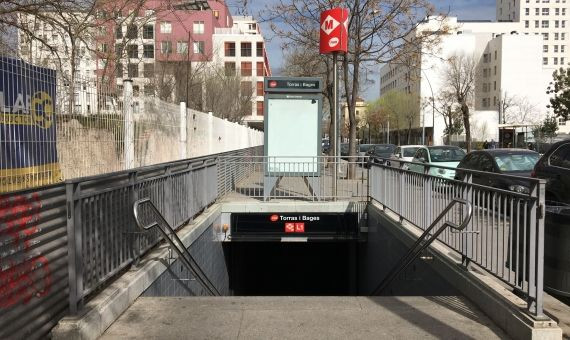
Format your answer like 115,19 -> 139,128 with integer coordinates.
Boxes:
226,0 -> 497,101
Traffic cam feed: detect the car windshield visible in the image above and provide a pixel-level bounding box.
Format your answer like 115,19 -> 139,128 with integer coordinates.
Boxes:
494,153 -> 539,172
374,145 -> 395,154
429,147 -> 466,162
359,144 -> 373,152
402,147 -> 420,157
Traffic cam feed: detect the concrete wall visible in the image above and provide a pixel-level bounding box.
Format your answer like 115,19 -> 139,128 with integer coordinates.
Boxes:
143,222 -> 231,297
358,206 -> 459,296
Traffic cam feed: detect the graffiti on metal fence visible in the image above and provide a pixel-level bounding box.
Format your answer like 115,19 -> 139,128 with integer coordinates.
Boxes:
0,193 -> 52,308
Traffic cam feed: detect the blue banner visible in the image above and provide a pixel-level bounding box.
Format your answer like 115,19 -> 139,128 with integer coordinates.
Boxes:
0,57 -> 61,192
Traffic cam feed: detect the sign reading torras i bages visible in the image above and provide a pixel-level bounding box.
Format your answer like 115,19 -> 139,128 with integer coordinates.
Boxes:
319,8 -> 349,54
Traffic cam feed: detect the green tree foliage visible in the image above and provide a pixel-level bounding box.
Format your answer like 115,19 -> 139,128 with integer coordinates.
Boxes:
547,67 -> 570,120
532,116 -> 559,143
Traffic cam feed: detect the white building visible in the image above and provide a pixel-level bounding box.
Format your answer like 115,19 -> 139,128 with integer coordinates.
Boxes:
497,0 -> 570,129
18,13 -> 100,115
212,16 -> 271,129
380,16 -> 569,146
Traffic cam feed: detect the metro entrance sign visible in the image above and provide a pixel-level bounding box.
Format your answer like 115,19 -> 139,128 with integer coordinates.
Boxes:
319,8 -> 349,54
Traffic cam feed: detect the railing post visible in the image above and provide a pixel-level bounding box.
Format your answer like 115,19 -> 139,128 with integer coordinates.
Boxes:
423,165 -> 432,230
528,179 -> 546,318
66,182 -> 84,314
461,173 -> 473,267
180,102 -> 187,160
399,165 -> 405,222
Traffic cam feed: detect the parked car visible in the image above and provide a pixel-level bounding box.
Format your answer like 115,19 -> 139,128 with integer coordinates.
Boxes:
357,144 -> 375,163
532,139 -> 570,204
407,146 -> 466,180
340,143 -> 349,158
366,144 -> 397,167
389,145 -> 423,168
455,149 -> 540,193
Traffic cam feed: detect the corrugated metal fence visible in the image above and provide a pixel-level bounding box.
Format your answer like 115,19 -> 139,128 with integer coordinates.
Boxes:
0,146 -> 261,339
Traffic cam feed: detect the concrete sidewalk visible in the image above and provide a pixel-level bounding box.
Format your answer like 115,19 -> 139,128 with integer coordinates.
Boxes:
100,296 -> 508,339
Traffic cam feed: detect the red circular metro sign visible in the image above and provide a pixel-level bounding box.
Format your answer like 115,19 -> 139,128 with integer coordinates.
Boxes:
319,8 -> 349,54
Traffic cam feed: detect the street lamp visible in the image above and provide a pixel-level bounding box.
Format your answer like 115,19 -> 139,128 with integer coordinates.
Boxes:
421,69 -> 436,146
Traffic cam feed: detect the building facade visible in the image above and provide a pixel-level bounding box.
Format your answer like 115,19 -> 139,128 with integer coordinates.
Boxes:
17,1 -> 270,125
379,14 -> 570,146
212,16 -> 272,129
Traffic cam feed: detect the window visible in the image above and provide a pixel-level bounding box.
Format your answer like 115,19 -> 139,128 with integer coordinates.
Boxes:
494,81 -> 497,91
160,21 -> 171,33
127,44 -> 138,58
555,32 -> 560,40
494,50 -> 497,60
240,81 -> 251,96
143,44 -> 154,58
257,101 -> 264,116
544,44 -> 549,52
563,20 -> 567,27
116,26 -> 123,38
554,57 -> 559,65
563,33 -> 566,40
161,41 -> 172,54
526,8 -> 530,15
248,23 -> 257,30
555,45 -> 559,52
256,42 -> 263,57
143,63 -> 154,78
542,20 -> 549,28
563,8 -> 567,15
193,41 -> 204,54
241,61 -> 252,76
543,32 -> 549,40
535,8 -> 540,15
225,62 -> 236,76
115,43 -> 124,57
525,20 -> 530,28
144,85 -> 155,96
213,10 -> 220,18
177,41 -> 188,54
556,8 -> 560,15
256,81 -> 263,96
549,144 -> 570,169
562,57 -> 565,65
494,66 -> 497,75
99,43 -> 108,53
127,64 -> 138,78
224,42 -> 235,56
143,25 -> 154,39
543,8 -> 550,15
241,42 -> 252,57
544,57 -> 549,65
116,63 -> 123,77
126,24 -> 137,39
535,20 -> 540,28
556,20 -> 560,27
562,45 -> 566,52
193,21 -> 204,34
256,62 -> 264,76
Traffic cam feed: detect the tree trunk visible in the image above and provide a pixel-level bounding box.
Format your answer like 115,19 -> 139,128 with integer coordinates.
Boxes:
461,103 -> 471,152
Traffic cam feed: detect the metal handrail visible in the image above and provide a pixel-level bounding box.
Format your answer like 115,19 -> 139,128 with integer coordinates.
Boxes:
371,198 -> 473,295
133,198 -> 220,296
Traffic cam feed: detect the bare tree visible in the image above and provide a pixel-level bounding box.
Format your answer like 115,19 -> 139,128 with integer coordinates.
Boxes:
432,90 -> 463,144
503,96 -> 540,125
202,65 -> 254,123
443,53 -> 476,152
262,0 -> 448,176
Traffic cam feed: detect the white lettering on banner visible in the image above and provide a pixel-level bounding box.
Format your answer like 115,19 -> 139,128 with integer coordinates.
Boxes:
279,215 -> 321,222
0,92 -> 33,114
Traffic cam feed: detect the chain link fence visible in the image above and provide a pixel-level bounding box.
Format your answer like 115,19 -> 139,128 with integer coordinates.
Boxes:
0,56 -> 263,193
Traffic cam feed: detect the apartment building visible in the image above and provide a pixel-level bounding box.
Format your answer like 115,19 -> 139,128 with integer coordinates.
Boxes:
17,1 -> 271,123
212,16 -> 272,129
380,15 -> 570,145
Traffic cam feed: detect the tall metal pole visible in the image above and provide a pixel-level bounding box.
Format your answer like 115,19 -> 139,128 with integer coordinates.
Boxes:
332,52 -> 339,198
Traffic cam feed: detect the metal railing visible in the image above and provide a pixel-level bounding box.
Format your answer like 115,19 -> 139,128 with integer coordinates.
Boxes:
372,198 -> 473,295
133,198 -> 220,296
217,156 -> 369,201
369,158 -> 546,318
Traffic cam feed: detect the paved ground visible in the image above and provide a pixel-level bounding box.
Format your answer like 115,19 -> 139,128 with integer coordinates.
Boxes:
101,296 -> 509,339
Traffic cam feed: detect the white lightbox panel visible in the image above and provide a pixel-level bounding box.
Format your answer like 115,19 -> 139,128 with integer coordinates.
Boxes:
266,98 -> 319,174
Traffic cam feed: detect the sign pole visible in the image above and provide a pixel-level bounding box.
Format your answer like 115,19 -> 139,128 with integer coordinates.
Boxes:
332,52 -> 338,199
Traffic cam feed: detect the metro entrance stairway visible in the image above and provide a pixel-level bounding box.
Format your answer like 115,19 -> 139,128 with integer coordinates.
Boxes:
100,296 -> 508,339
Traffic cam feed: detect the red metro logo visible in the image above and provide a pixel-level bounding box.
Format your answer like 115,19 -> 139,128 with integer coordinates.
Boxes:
270,214 -> 279,222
